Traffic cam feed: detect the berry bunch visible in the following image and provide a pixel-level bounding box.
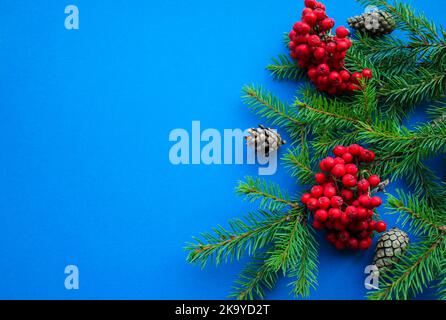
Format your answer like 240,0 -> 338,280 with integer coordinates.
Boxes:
288,0 -> 372,95
301,144 -> 387,250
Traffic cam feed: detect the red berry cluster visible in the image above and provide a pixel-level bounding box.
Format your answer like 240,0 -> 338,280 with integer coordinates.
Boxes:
288,0 -> 373,95
301,144 -> 387,250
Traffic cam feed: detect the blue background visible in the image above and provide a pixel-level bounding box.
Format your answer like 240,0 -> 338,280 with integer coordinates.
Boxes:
0,0 -> 444,299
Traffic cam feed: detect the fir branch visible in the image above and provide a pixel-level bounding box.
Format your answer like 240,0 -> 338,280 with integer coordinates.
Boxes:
283,32 -> 291,47
287,224 -> 319,297
354,31 -> 446,64
186,210 -> 299,267
236,177 -> 298,211
230,252 -> 278,300
380,67 -> 446,118
266,54 -> 306,81
282,146 -> 314,185
296,99 -> 360,126
393,158 -> 443,207
427,100 -> 446,122
266,209 -> 306,274
242,85 -> 305,138
386,191 -> 445,237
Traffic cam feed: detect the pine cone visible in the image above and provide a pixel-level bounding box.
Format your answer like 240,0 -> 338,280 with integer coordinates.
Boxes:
347,10 -> 396,37
246,125 -> 286,156
373,227 -> 409,270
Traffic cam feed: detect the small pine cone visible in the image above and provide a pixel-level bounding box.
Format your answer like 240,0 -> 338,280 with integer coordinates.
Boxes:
373,227 -> 409,270
348,10 -> 396,37
246,125 -> 286,156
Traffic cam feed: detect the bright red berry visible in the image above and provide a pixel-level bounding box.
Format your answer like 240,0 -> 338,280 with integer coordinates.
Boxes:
341,189 -> 354,201
345,164 -> 358,175
324,186 -> 337,198
331,164 -> 346,177
336,39 -> 351,52
348,144 -> 363,156
294,22 -> 311,34
306,198 -> 319,210
358,195 -> 371,207
339,70 -> 351,82
303,12 -> 318,26
351,72 -> 363,85
330,196 -> 343,208
324,157 -> 335,170
328,208 -> 342,220
368,175 -> 381,187
336,26 -> 350,38
317,63 -> 330,76
308,68 -> 318,80
319,159 -> 328,171
357,207 -> 368,220
314,47 -> 326,60
360,149 -> 375,162
326,41 -> 337,53
342,174 -> 357,187
323,181 -> 335,188
307,35 -> 321,47
345,206 -> 358,219
314,8 -> 326,20
375,221 -> 387,233
359,238 -> 372,250
370,196 -> 382,208
315,209 -> 329,222
302,8 -> 313,16
318,196 -> 331,210
315,173 -> 326,184
304,0 -> 317,8
340,213 -> 349,225
320,18 -> 335,31
333,145 -> 347,157
295,34 -> 309,44
301,193 -> 312,204
357,179 -> 370,192
295,44 -> 310,58
362,68 -> 373,79
311,185 -> 324,198
328,71 -> 342,86
293,22 -> 302,32
289,30 -> 297,40
342,152 -> 353,163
